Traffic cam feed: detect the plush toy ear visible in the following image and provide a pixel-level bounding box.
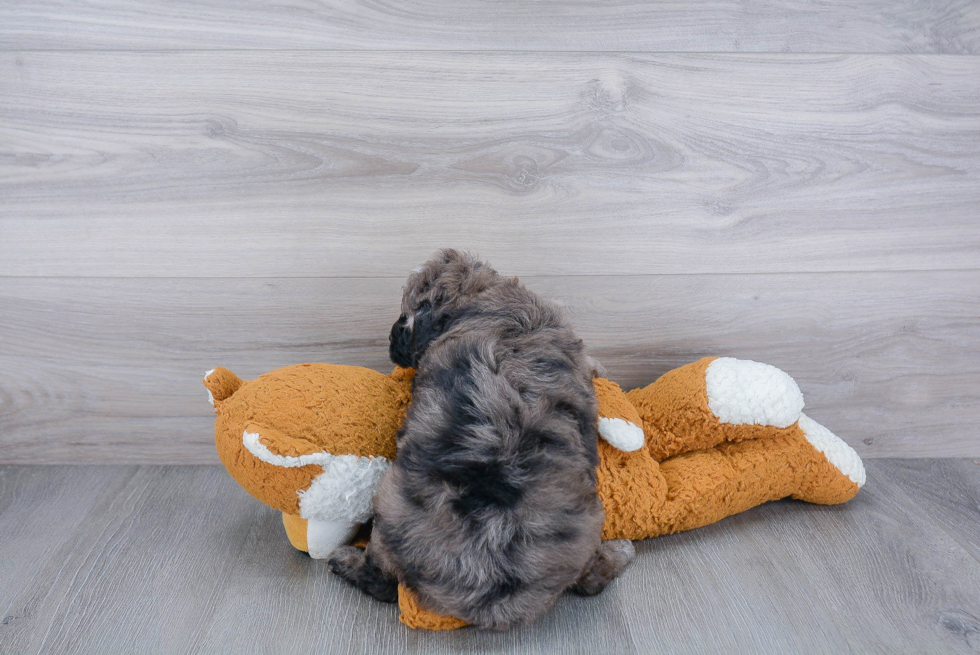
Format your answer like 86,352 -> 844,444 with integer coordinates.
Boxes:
203,367 -> 243,408
389,365 -> 416,388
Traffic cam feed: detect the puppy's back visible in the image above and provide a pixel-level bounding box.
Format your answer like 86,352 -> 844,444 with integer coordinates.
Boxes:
374,283 -> 604,629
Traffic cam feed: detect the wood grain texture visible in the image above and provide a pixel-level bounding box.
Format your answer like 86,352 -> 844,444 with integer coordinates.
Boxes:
748,461 -> 980,653
1,1 -> 979,53
0,465 -> 134,639
1,271 -> 977,464
625,460 -> 980,654
2,462 -> 979,653
3,52 -> 980,277
869,459 -> 980,566
620,508 -> 856,653
0,466 -> 275,654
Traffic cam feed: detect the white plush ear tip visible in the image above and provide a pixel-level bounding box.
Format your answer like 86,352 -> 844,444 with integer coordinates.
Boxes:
204,369 -> 218,406
586,356 -> 607,379
798,414 -> 866,487
705,357 -> 804,428
598,417 -> 645,452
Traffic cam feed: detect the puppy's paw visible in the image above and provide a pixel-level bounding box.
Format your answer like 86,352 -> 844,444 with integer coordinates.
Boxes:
602,539 -> 636,573
327,546 -> 399,603
570,539 -> 636,596
327,545 -> 365,581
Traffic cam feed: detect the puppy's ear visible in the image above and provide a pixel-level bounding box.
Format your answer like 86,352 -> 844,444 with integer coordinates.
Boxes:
406,303 -> 452,367
388,304 -> 454,368
388,314 -> 415,369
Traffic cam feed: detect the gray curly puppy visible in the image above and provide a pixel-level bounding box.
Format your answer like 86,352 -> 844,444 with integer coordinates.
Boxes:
328,249 -> 634,630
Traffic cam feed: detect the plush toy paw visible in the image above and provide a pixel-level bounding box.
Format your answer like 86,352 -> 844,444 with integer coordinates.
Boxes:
791,413 -> 866,503
398,586 -> 469,631
281,512 -> 365,559
798,414 -> 866,487
704,357 -> 803,428
593,377 -> 645,452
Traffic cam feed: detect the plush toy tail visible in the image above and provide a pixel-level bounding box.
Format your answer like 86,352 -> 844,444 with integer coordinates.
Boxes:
204,367 -> 243,408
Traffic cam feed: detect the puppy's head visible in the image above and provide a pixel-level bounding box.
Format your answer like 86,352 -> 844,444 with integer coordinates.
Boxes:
389,249 -> 500,368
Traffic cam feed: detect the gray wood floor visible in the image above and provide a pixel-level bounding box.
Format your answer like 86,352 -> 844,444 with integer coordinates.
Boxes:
2,460 -> 979,654
2,3 -> 979,460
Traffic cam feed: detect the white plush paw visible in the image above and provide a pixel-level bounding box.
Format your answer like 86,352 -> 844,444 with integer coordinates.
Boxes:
705,357 -> 804,428
598,417 -> 645,452
798,414 -> 866,487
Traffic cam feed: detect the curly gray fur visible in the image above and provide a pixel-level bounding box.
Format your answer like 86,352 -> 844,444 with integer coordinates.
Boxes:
328,249 -> 633,629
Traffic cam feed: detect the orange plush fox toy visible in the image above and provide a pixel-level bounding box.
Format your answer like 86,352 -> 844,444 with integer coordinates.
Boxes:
205,357 -> 864,631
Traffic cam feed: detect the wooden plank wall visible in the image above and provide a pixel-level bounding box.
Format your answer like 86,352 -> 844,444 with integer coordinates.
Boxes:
1,3 -> 978,463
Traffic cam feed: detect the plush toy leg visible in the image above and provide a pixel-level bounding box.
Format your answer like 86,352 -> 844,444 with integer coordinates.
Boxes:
626,357 -> 806,462
280,512 -> 360,559
645,421 -> 863,537
792,414 -> 866,501
398,586 -> 469,630
596,440 -> 667,540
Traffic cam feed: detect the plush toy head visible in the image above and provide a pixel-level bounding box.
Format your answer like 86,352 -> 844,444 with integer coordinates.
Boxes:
205,363 -> 412,557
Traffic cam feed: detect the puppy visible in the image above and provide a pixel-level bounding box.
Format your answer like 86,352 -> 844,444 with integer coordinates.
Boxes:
328,249 -> 634,630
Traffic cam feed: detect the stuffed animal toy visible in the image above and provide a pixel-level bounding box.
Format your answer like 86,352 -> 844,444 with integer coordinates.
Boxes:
205,357 -> 864,630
